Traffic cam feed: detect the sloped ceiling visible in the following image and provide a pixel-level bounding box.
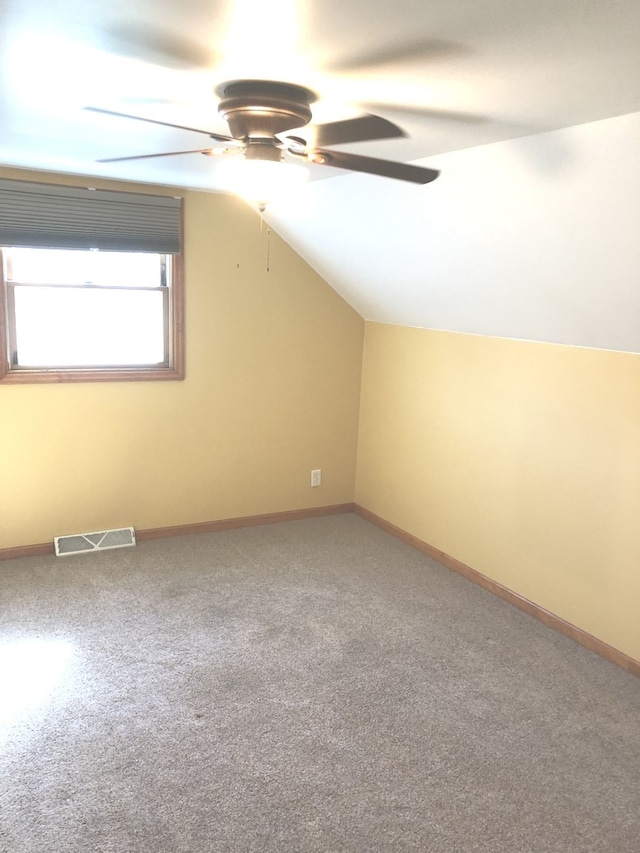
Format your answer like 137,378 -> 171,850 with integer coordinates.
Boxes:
1,0 -> 640,352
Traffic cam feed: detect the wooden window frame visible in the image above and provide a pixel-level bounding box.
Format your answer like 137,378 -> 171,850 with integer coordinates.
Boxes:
0,248 -> 184,384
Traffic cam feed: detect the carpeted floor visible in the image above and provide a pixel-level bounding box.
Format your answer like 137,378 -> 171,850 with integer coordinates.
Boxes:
1,514 -> 639,852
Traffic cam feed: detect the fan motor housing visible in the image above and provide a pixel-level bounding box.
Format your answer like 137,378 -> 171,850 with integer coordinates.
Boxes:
216,79 -> 316,140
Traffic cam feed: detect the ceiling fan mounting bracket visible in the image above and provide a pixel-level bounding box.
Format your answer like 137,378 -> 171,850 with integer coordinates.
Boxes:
215,79 -> 316,140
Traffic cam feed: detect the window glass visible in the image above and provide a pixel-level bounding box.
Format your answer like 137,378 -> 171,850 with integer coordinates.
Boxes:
1,246 -> 182,382
13,285 -> 166,367
8,248 -> 163,288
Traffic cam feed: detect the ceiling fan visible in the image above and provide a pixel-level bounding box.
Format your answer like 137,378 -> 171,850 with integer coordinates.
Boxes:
87,79 -> 440,205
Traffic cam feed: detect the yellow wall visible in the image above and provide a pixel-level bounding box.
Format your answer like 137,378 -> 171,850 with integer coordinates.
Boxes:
356,322 -> 640,660
0,170 -> 364,548
3,171 -> 639,664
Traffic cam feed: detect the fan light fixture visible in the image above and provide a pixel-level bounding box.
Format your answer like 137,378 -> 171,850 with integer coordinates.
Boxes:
216,156 -> 308,211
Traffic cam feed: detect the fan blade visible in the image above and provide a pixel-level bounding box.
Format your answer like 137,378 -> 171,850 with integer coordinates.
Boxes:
329,39 -> 466,73
106,25 -> 215,70
84,107 -> 237,144
97,149 -> 221,163
362,102 -> 487,125
293,114 -> 406,148
307,149 -> 439,184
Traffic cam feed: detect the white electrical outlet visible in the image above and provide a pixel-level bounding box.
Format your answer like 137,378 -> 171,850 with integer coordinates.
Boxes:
311,468 -> 322,487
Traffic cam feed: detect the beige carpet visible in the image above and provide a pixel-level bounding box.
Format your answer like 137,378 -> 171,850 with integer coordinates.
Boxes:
1,514 -> 639,852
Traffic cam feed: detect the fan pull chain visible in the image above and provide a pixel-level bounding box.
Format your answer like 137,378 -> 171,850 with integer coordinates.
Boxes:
258,210 -> 270,272
266,225 -> 271,273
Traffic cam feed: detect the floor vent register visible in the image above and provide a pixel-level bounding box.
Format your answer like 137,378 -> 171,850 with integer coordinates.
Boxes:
54,527 -> 136,556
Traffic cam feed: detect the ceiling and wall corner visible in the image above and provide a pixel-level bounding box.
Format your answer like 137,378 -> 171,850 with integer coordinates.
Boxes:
1,0 -> 640,353
268,110 -> 640,354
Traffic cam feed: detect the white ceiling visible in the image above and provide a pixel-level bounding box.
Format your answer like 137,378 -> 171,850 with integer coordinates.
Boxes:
2,0 -> 640,351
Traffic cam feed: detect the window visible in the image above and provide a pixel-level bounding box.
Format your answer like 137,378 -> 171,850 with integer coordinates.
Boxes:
0,180 -> 184,383
2,247 -> 179,377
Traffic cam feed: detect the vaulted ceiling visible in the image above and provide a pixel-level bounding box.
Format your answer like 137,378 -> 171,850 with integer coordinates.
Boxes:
2,1 -> 640,352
